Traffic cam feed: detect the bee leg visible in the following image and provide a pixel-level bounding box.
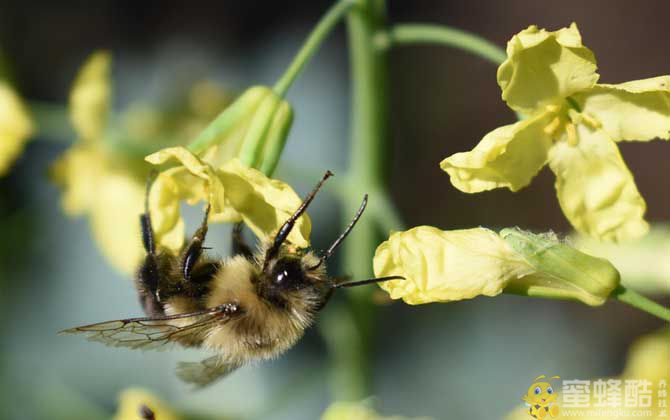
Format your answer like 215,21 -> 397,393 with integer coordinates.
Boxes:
181,204 -> 211,281
232,222 -> 254,260
137,204 -> 164,316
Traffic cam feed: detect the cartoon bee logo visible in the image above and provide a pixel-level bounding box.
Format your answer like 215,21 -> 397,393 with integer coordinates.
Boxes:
523,375 -> 560,419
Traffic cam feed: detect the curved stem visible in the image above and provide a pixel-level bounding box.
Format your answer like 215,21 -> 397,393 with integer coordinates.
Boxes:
273,0 -> 356,97
382,23 -> 507,65
612,285 -> 670,321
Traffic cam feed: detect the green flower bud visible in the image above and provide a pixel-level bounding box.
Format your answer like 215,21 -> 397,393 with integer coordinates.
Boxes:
500,227 -> 621,306
188,86 -> 293,173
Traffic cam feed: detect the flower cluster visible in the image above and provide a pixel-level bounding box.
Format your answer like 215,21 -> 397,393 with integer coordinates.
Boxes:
51,52 -> 233,273
441,23 -> 670,242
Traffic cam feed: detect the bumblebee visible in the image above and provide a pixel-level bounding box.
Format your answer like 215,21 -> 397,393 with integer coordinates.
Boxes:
63,171 -> 401,387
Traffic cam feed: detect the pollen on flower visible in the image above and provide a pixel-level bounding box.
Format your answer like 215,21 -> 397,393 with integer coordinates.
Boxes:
565,122 -> 578,146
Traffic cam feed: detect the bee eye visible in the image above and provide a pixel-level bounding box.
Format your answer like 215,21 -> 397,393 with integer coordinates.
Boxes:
534,387 -> 542,395
272,258 -> 305,290
547,387 -> 553,394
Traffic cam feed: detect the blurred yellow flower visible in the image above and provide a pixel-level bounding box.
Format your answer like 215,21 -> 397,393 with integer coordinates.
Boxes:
146,146 -> 310,253
441,23 -> 670,242
321,401 -> 428,420
114,388 -> 180,420
52,51 -> 231,274
0,81 -> 34,176
374,226 -> 620,306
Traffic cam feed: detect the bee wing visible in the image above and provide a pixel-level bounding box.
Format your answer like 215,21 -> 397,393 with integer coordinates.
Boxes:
60,303 -> 241,351
176,356 -> 242,388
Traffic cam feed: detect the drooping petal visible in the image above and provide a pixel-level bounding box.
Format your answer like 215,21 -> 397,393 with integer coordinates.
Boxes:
548,125 -> 648,241
51,144 -> 103,215
0,82 -> 34,176
572,76 -> 670,142
51,144 -> 148,274
497,23 -> 599,114
114,388 -> 180,420
146,147 -> 310,253
440,111 -> 554,193
217,158 -> 310,248
373,226 -> 533,304
147,147 -> 226,253
70,51 -> 111,142
89,171 -> 146,274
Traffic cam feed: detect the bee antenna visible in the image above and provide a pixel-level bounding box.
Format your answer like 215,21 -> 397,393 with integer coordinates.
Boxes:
332,275 -> 404,289
263,170 -> 333,270
311,194 -> 368,270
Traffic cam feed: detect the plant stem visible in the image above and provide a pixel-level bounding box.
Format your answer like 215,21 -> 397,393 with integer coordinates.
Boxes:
613,285 -> 670,321
323,0 -> 389,402
382,23 -> 507,65
273,0 -> 356,97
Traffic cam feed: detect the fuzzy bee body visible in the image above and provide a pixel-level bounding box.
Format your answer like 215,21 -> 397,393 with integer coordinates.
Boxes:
63,171 -> 399,387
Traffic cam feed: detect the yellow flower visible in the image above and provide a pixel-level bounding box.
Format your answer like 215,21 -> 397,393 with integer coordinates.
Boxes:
374,226 -> 620,306
146,146 -> 310,253
0,81 -> 34,176
441,23 -> 670,242
114,388 -> 180,420
52,51 -> 231,274
321,401 -> 428,420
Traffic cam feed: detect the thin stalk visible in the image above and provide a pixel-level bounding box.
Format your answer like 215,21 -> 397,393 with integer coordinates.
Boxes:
273,0 -> 356,97
382,23 -> 507,65
323,0 -> 389,402
613,285 -> 670,321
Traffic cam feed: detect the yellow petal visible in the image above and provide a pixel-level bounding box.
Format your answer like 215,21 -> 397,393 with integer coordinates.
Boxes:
218,158 -> 310,247
548,125 -> 648,241
440,112 -> 553,193
374,226 -> 533,304
0,81 -> 34,176
51,144 -> 103,215
497,23 -> 599,114
89,171 -> 146,274
147,147 -> 223,253
573,76 -> 670,142
70,51 -> 111,142
114,388 -> 180,420
147,147 -> 310,252
51,144 -> 147,274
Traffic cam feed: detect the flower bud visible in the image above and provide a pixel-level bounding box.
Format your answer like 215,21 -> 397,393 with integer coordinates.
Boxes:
189,86 -> 293,172
500,227 -> 620,306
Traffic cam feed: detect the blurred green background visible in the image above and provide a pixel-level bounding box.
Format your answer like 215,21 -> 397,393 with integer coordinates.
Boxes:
0,1 -> 668,419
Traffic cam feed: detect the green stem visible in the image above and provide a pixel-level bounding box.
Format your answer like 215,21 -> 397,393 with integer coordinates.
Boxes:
613,285 -> 670,321
382,23 -> 507,65
273,0 -> 356,97
323,0 -> 389,402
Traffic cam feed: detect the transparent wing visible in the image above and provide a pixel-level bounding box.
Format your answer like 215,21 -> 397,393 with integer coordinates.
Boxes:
60,303 -> 241,351
176,355 -> 242,388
